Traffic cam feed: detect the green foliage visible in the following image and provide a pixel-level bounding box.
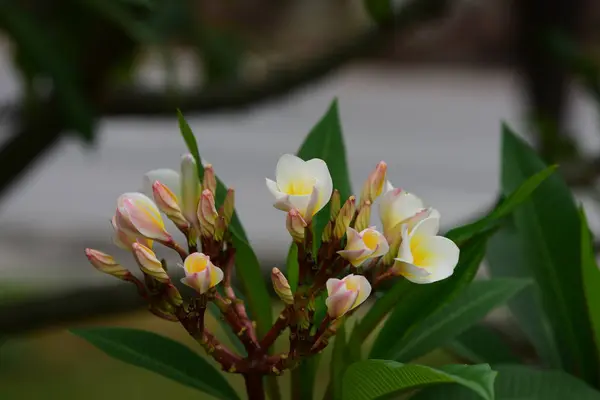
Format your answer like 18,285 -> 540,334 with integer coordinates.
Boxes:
450,325 -> 521,365
71,328 -> 240,400
343,360 -> 496,400
580,208 -> 600,358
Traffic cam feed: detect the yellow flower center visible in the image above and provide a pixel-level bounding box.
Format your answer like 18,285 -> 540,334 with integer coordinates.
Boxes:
410,236 -> 431,267
345,279 -> 359,292
362,230 -> 379,251
284,178 -> 314,196
186,255 -> 208,273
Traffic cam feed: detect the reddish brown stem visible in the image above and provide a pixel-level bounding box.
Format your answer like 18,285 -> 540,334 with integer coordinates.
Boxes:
214,293 -> 260,353
124,274 -> 149,300
313,315 -> 332,342
259,307 -> 291,351
243,373 -> 266,400
372,269 -> 395,290
161,239 -> 188,261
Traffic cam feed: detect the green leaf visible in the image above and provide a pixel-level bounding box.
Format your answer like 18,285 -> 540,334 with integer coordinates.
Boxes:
413,365 -> 600,400
501,125 -> 599,383
342,360 -> 496,400
177,113 -> 272,337
331,323 -> 349,400
364,0 -> 393,24
293,356 -> 321,400
580,207 -> 600,359
368,230 -> 492,359
446,165 -> 556,244
287,243 -> 299,293
486,219 -> 561,368
297,99 -> 352,251
71,327 -> 239,400
449,324 -> 521,365
389,279 -> 529,362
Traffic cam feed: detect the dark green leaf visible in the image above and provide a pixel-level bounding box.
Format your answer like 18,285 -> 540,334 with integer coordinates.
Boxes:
580,208 -> 600,358
413,364 -> 600,400
501,125 -> 599,383
364,0 -> 393,23
486,219 -> 561,368
449,324 -> 521,365
331,323 -> 349,400
342,360 -> 496,400
293,356 -> 321,400
389,279 -> 529,362
446,166 -> 556,244
71,328 -> 239,400
287,243 -> 299,293
178,113 -> 272,337
368,231 -> 492,359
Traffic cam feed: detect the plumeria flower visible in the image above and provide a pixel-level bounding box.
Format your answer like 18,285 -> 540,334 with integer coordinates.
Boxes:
111,215 -> 152,250
180,252 -> 224,294
325,274 -> 371,319
338,227 -> 389,267
393,212 -> 459,284
115,193 -> 172,243
379,183 -> 427,239
266,154 -> 333,222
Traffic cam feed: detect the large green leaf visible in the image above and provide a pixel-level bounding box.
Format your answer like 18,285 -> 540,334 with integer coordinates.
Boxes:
413,365 -> 600,400
388,279 -> 529,362
331,323 -> 349,400
71,328 -> 239,400
486,219 -> 561,368
501,125 -> 599,383
368,231 -> 492,359
342,360 -> 496,400
449,324 -> 521,365
178,113 -> 272,337
445,166 -> 556,245
580,208 -> 600,359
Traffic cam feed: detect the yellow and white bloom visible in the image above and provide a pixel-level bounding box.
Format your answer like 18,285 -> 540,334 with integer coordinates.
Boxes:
180,252 -> 224,294
393,214 -> 459,284
379,184 -> 426,239
338,227 -> 389,267
325,274 -> 371,319
266,154 -> 333,222
115,193 -> 172,243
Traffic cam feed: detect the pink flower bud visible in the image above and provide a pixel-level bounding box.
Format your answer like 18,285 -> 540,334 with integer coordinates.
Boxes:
286,208 -> 307,243
85,249 -> 130,280
325,275 -> 371,319
197,189 -> 218,238
360,161 -> 387,206
334,196 -> 356,240
272,267 -> 294,304
132,243 -> 170,283
115,193 -> 172,243
221,188 -> 235,226
152,181 -> 189,230
180,252 -> 224,294
203,164 -> 217,195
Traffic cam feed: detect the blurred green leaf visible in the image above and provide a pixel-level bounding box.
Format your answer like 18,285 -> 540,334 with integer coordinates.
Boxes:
501,125 -> 599,384
178,113 -> 272,337
446,166 -> 556,244
449,324 -> 521,365
579,208 -> 600,359
78,0 -> 156,42
368,230 -> 492,359
388,279 -> 529,362
413,365 -> 600,400
71,328 -> 240,400
331,323 -> 349,400
343,360 -> 496,400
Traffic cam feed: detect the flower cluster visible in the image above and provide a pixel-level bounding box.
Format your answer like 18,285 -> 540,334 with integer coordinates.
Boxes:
85,151 -> 459,378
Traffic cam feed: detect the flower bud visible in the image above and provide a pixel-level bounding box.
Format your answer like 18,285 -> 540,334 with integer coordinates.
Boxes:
198,189 -> 218,238
166,283 -> 183,307
382,228 -> 403,266
360,161 -> 387,207
338,227 -> 389,267
111,216 -> 152,250
354,201 -> 371,233
115,193 -> 172,242
322,222 -> 333,243
85,249 -> 130,280
330,189 -> 341,221
325,275 -> 371,319
214,215 -> 227,242
152,181 -> 189,231
286,208 -> 307,243
334,196 -> 356,240
181,154 -> 201,228
271,267 -> 294,304
203,164 -> 217,195
221,188 -> 235,226
132,243 -> 170,283
180,252 -> 224,294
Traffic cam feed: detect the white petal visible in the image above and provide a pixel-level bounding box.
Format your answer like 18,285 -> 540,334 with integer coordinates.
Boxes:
143,169 -> 181,200
384,181 -> 394,193
395,225 -> 413,264
326,278 -> 344,296
267,178 -> 293,211
345,227 -> 366,252
287,194 -> 312,217
411,212 -> 440,238
266,178 -> 281,197
276,154 -> 308,188
411,235 -> 460,283
350,275 -> 372,310
210,265 -> 224,287
305,159 -> 333,210
370,232 -> 389,258
380,189 -> 424,234
394,262 -> 433,284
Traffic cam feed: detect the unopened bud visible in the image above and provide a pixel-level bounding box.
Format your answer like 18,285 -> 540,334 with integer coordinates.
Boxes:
322,222 -> 333,243
149,299 -> 178,321
334,196 -> 356,239
181,154 -> 201,228
203,164 -> 217,195
152,181 -> 189,231
214,215 -> 227,242
383,228 -> 403,265
85,249 -> 130,280
286,209 -> 307,243
166,283 -> 183,306
132,243 -> 170,283
360,161 -> 387,207
198,189 -> 218,238
221,188 -> 235,226
330,190 -> 341,221
354,201 -> 371,232
272,268 -> 294,304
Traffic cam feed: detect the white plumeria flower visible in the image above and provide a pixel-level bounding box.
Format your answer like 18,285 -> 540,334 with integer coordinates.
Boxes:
115,193 -> 172,242
393,212 -> 459,284
325,274 -> 372,319
338,227 -> 389,267
266,154 -> 333,222
379,183 -> 426,239
180,252 -> 224,294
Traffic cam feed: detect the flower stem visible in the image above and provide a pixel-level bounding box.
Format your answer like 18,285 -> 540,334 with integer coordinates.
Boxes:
243,374 -> 265,400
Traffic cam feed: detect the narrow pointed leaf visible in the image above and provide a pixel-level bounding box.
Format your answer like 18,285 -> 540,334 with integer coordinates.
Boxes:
580,208 -> 600,358
449,324 -> 521,365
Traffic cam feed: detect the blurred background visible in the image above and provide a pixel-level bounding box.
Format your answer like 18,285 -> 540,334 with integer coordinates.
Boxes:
2,0 -> 600,398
